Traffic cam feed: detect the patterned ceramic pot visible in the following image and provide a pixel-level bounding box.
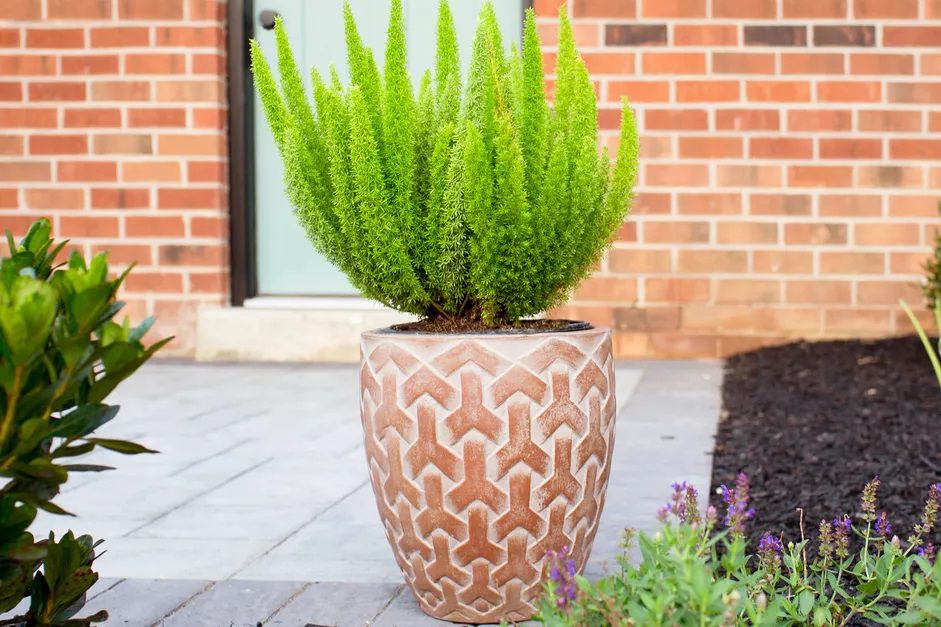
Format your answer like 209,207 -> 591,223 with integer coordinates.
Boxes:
359,323 -> 616,623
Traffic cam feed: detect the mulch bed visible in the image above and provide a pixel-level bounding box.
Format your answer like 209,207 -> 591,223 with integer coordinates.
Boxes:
710,336 -> 941,549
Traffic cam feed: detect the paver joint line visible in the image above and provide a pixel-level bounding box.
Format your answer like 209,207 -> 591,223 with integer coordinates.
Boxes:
261,581 -> 314,625
150,581 -> 217,626
368,584 -> 406,625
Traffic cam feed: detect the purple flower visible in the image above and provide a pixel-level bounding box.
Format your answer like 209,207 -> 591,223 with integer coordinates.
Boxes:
819,519 -> 834,562
757,531 -> 783,571
720,472 -> 755,536
875,512 -> 892,537
658,481 -> 701,525
833,515 -> 851,559
908,483 -> 941,549
916,542 -> 937,563
861,476 -> 880,523
545,545 -> 578,609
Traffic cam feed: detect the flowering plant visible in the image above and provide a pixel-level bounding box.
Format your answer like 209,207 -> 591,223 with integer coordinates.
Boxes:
537,476 -> 941,625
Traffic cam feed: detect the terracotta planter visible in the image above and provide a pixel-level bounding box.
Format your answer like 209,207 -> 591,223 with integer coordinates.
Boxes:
360,323 -> 616,623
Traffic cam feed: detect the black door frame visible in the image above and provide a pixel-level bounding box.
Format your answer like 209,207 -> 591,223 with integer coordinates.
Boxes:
226,0 -> 535,306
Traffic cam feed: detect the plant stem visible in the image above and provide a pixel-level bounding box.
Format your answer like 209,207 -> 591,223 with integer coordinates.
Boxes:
0,365 -> 25,454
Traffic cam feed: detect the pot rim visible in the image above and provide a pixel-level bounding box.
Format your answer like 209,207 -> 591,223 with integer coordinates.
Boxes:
363,319 -> 610,339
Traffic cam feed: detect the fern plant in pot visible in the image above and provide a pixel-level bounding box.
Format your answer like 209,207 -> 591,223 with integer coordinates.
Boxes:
251,0 -> 638,621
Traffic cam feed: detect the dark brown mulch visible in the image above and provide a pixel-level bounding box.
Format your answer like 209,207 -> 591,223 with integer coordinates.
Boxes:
710,336 -> 941,549
388,318 -> 591,335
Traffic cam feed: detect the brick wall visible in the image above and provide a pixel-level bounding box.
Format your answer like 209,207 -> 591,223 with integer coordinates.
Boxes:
0,0 -> 228,352
545,0 -> 941,357
2,0 -> 940,359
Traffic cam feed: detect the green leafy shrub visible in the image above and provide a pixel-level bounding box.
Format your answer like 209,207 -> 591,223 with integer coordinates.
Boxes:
0,219 -> 169,626
250,0 -> 639,325
537,477 -> 941,626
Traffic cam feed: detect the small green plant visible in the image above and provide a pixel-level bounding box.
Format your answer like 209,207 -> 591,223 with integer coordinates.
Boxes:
923,202 -> 941,310
0,219 -> 169,626
250,0 -> 639,326
901,299 -> 941,391
537,477 -> 941,626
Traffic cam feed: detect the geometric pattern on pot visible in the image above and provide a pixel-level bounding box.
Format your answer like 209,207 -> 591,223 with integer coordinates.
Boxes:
360,327 -> 616,623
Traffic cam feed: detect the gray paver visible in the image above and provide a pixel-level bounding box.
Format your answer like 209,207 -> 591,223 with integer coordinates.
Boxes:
159,580 -> 308,626
265,582 -> 402,626
81,579 -> 210,626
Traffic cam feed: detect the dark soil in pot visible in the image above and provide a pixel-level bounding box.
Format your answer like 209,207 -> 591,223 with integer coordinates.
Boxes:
710,336 -> 941,551
387,318 -> 592,334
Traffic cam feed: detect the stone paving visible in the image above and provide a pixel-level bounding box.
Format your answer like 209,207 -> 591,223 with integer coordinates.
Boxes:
1,359 -> 721,626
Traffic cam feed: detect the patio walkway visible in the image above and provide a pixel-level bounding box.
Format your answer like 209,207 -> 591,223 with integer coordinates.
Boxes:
2,359 -> 721,626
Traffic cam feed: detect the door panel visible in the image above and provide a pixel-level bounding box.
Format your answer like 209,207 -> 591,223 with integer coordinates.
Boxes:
252,0 -> 523,296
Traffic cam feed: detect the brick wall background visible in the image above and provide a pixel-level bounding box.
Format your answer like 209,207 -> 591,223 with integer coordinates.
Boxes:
0,0 -> 228,352
2,0 -> 941,358
545,0 -> 941,357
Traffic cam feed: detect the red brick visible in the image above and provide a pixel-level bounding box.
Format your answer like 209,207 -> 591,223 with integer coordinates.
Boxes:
575,277 -> 637,302
91,188 -> 150,209
645,278 -> 710,303
676,81 -> 739,102
818,81 -> 881,102
188,161 -> 226,183
0,108 -> 57,128
679,137 -> 742,159
820,252 -> 885,274
678,193 -> 742,215
0,189 -> 19,207
788,166 -> 853,188
125,271 -> 185,293
94,244 -> 153,265
717,222 -> 778,244
94,134 -> 153,155
645,109 -> 708,130
788,109 -> 852,132
534,0 -> 566,16
890,140 -> 941,160
0,162 -> 50,182
888,83 -> 941,104
607,81 -> 670,103
158,188 -> 225,209
787,281 -> 852,303
0,55 -> 57,75
677,250 -> 748,273
855,223 -> 920,246
579,52 -> 635,75
62,55 -> 120,75
129,108 -> 187,128
157,135 -> 225,156
90,27 -> 150,48
889,195 -> 941,217
49,0 -> 112,19
785,222 -> 849,245
29,135 -> 87,155
0,137 -> 23,155
716,280 -> 781,304
124,162 -> 181,182
858,110 -> 921,132
884,27 -> 941,47
819,138 -> 882,159
24,188 -> 84,209
64,108 -> 122,128
820,194 -> 882,216
814,26 -> 876,46
932,112 -> 941,132
91,81 -> 151,102
924,54 -> 941,76
745,26 -> 808,46
58,161 -> 117,182
537,23 -> 600,47
781,53 -> 845,75
29,82 -> 86,102
126,216 -> 185,237
750,194 -> 812,215
188,0 -> 225,20
154,27 -> 224,48
747,81 -> 812,102
929,0 -> 941,17
858,281 -> 922,306
192,54 -> 226,75
716,165 -> 782,188
675,25 -> 738,46
193,108 -> 226,129
715,0 -> 776,17
158,244 -> 225,266
26,29 -> 85,49
125,53 -> 187,75
643,221 -> 710,243
156,81 -> 224,103
0,29 -> 19,48
609,249 -> 672,273
716,109 -> 780,131
850,53 -> 914,75
0,1 -> 41,19
573,0 -> 636,16
604,24 -> 667,47
750,137 -> 814,159
642,52 -> 705,75
713,52 -> 775,75
857,166 -> 922,188
783,0 -> 847,17
754,250 -> 814,273
633,193 -> 671,215
639,0 -> 703,16
191,216 -> 226,237
646,164 -> 709,187
119,0 -> 184,19
0,83 -> 21,101
60,216 -> 119,238
855,0 -> 918,18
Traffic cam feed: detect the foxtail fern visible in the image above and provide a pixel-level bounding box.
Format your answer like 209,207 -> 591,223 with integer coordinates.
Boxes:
250,0 -> 639,325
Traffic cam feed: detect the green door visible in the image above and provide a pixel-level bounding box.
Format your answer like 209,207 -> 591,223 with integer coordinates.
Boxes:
252,0 -> 524,296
